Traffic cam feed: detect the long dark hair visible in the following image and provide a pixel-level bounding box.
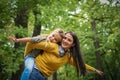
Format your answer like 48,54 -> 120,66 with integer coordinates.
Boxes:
66,31 -> 87,76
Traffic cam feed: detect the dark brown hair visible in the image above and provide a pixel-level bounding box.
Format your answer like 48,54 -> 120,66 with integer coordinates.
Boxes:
65,31 -> 87,76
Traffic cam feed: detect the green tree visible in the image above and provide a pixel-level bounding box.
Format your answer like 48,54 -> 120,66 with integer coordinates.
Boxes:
0,0 -> 120,80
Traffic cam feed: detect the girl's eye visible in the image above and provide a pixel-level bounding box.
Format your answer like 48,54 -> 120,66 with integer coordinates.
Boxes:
52,34 -> 55,37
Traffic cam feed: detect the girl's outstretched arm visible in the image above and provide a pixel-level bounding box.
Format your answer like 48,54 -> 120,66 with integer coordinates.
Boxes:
8,36 -> 31,43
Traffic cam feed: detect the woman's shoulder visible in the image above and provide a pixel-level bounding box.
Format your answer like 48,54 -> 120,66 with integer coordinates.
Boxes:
38,41 -> 59,47
41,42 -> 59,51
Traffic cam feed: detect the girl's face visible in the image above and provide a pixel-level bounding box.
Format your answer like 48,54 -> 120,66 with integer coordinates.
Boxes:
48,32 -> 62,43
61,33 -> 74,50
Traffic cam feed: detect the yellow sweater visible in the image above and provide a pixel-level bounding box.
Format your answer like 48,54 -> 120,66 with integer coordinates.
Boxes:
24,42 -> 95,77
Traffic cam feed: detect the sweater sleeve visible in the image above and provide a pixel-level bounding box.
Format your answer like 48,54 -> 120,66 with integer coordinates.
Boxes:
85,64 -> 95,71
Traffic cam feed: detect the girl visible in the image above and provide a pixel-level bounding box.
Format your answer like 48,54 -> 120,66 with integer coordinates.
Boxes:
9,29 -> 65,80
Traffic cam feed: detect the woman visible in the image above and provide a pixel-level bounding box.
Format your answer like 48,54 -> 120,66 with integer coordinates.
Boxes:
9,29 -> 65,80
22,31 -> 103,80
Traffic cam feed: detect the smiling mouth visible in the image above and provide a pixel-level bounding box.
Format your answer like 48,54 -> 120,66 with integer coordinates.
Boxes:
62,42 -> 68,46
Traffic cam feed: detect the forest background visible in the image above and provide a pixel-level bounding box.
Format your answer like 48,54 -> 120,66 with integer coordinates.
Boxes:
0,0 -> 120,80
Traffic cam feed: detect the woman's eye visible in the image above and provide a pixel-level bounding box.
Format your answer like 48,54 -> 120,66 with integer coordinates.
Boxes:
68,39 -> 72,42
63,37 -> 66,39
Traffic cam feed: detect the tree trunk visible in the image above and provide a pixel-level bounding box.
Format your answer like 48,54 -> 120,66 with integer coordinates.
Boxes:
91,19 -> 104,80
10,9 -> 28,80
104,60 -> 114,80
52,72 -> 57,80
32,10 -> 42,37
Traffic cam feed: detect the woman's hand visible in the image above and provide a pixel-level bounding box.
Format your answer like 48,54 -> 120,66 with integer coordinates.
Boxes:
94,69 -> 103,76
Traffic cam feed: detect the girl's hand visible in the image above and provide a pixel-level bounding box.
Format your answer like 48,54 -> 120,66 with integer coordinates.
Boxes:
8,36 -> 18,42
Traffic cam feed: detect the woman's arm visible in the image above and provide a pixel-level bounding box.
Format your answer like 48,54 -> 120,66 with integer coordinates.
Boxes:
85,64 -> 103,76
24,41 -> 57,56
68,57 -> 103,76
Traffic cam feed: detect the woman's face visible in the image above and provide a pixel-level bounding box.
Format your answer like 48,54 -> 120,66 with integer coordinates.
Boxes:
61,33 -> 74,49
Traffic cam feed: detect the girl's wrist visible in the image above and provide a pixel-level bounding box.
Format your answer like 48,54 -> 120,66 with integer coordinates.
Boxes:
15,38 -> 19,42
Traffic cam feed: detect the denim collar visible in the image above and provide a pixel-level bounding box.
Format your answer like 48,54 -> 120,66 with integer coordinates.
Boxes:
59,45 -> 66,57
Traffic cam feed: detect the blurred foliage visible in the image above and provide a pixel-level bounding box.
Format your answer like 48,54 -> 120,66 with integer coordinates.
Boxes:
0,0 -> 120,80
